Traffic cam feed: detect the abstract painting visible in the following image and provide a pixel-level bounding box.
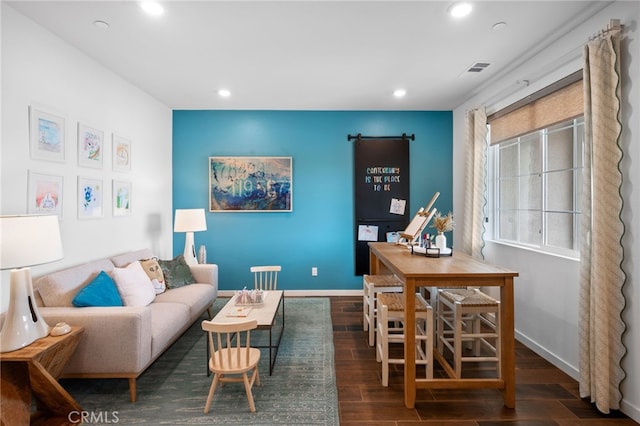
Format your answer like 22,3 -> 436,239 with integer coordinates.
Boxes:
209,156 -> 292,212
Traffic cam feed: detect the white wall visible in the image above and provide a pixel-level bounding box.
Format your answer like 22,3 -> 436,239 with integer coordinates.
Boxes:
453,1 -> 639,421
1,4 -> 174,310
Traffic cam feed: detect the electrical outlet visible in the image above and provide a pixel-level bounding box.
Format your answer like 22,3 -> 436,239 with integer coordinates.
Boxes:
311,267 -> 318,276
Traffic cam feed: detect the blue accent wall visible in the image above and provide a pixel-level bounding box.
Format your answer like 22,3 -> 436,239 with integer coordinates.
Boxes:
172,110 -> 452,291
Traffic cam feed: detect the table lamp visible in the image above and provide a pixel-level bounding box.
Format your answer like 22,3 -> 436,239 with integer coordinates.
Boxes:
173,208 -> 207,266
0,215 -> 63,352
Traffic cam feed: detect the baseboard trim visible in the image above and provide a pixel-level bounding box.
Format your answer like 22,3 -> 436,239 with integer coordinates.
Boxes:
515,330 -> 579,381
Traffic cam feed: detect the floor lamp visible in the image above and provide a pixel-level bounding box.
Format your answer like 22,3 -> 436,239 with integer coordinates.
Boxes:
173,208 -> 207,266
0,215 -> 64,352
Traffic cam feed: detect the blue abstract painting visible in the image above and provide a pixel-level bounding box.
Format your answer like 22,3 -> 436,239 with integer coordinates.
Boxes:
209,157 -> 292,212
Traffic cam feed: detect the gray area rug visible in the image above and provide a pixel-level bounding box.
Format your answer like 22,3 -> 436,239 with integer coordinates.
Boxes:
62,297 -> 338,425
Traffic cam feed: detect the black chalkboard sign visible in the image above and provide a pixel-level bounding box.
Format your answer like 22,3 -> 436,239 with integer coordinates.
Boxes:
354,138 -> 410,275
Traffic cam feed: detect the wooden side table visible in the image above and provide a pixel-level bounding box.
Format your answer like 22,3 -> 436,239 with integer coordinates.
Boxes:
1,326 -> 84,426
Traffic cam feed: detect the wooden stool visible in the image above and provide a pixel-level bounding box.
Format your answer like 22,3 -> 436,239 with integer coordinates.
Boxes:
362,274 -> 403,346
436,288 -> 501,378
376,292 -> 433,387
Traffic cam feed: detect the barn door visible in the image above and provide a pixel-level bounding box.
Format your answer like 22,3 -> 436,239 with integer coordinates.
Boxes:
354,137 -> 410,275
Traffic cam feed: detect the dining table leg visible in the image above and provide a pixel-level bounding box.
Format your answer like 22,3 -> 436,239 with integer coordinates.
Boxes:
501,276 -> 516,408
404,278 -> 417,409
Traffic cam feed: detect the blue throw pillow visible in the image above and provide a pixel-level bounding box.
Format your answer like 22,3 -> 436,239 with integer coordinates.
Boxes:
72,271 -> 123,307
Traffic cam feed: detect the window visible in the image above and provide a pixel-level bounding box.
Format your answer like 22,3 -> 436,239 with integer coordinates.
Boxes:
489,118 -> 584,258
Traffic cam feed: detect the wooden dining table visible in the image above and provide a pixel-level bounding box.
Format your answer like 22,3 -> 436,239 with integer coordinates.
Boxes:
368,242 -> 519,409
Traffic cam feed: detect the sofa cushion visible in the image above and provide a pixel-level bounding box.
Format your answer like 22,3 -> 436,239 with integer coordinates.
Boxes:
112,261 -> 156,307
110,248 -> 155,268
148,302 -> 190,359
158,255 -> 195,288
35,258 -> 116,307
72,271 -> 123,307
154,284 -> 216,320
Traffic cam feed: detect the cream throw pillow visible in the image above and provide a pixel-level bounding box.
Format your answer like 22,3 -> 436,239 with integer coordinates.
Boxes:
112,261 -> 156,307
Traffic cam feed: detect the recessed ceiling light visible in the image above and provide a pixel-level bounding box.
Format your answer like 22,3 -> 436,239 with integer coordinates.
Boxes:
393,89 -> 407,98
218,89 -> 231,98
93,20 -> 110,30
140,2 -> 164,17
448,2 -> 472,18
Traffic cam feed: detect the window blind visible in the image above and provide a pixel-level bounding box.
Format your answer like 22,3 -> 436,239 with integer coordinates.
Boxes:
488,71 -> 584,145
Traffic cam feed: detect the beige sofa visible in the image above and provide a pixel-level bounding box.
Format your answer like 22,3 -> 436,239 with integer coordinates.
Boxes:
31,248 -> 218,402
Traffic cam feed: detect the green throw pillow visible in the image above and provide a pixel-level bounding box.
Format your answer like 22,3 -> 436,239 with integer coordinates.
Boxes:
72,271 -> 124,307
158,255 -> 195,289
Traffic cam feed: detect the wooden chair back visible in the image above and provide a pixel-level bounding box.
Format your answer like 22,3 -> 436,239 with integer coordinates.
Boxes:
250,265 -> 281,290
202,319 -> 258,370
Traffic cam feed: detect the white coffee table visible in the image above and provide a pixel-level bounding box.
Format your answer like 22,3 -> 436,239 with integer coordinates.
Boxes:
212,290 -> 285,375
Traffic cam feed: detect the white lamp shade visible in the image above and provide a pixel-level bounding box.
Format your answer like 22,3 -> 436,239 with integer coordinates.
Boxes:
0,215 -> 63,352
173,209 -> 207,233
0,215 -> 63,270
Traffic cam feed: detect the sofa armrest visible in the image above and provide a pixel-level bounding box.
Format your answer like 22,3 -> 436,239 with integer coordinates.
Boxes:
38,306 -> 152,374
190,263 -> 218,288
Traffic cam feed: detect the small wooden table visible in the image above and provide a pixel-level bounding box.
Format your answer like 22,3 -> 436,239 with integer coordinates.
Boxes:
212,291 -> 285,375
1,326 -> 84,426
368,242 -> 519,409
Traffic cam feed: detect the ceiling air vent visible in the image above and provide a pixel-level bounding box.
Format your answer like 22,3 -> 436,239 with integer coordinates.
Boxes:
466,62 -> 492,73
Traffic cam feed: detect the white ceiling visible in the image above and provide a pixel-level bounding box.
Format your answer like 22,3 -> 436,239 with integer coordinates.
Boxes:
7,1 -> 608,110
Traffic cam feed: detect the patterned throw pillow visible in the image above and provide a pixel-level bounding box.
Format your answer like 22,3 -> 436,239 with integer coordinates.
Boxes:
140,258 -> 167,294
158,255 -> 195,289
72,270 -> 123,307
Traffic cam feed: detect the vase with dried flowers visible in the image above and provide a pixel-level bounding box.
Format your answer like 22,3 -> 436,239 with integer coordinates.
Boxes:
431,211 -> 454,250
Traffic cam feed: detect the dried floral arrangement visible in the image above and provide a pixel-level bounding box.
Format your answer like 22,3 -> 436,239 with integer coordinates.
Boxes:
431,211 -> 455,233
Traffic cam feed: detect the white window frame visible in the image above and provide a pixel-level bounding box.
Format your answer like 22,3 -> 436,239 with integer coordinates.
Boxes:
487,118 -> 584,260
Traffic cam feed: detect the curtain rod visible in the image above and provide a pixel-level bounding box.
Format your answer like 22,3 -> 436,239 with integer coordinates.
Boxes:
347,133 -> 415,142
589,19 -> 622,41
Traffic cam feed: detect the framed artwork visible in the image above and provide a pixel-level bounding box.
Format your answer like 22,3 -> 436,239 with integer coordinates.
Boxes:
209,156 -> 292,212
27,171 -> 64,218
112,180 -> 132,216
78,176 -> 104,219
29,106 -> 66,162
112,134 -> 131,172
78,123 -> 104,168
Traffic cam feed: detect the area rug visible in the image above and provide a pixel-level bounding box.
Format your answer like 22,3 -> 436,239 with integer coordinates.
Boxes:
62,297 -> 338,425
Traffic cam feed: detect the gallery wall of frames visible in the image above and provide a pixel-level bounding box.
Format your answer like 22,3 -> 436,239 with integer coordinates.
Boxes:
27,104 -> 132,219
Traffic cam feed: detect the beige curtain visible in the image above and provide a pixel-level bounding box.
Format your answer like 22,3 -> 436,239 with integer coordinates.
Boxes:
579,28 -> 626,413
461,108 -> 487,259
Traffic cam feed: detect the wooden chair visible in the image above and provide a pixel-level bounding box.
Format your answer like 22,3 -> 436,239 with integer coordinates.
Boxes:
436,288 -> 501,378
362,274 -> 403,346
201,319 -> 261,413
376,292 -> 433,387
250,265 -> 281,290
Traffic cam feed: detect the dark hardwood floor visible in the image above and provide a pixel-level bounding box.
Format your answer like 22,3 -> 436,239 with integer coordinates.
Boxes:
330,296 -> 637,425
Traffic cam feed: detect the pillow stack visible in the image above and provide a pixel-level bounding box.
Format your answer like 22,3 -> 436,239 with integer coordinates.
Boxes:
71,254 -> 196,308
